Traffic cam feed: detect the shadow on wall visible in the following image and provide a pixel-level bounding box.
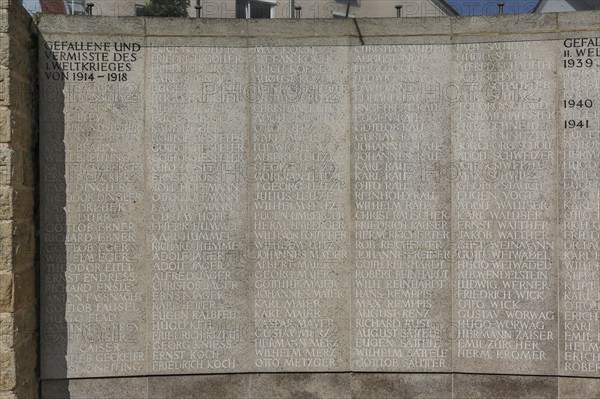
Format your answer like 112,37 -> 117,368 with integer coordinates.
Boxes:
37,34 -> 69,398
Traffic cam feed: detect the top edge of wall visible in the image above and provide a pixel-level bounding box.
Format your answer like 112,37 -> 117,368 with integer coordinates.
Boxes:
34,11 -> 600,39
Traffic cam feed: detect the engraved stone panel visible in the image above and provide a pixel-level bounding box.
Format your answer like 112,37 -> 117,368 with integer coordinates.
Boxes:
451,40 -> 559,375
37,16 -> 600,381
559,36 -> 600,376
40,35 -> 147,378
351,44 -> 452,372
248,45 -> 351,372
145,38 -> 250,374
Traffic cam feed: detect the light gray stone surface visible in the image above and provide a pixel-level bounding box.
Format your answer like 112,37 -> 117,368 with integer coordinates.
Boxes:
451,39 -> 559,376
351,373 -> 452,398
559,377 -> 600,399
39,34 -> 147,378
559,34 -> 600,377
453,374 -> 558,399
145,37 -> 250,375
42,377 -> 149,399
351,43 -> 452,372
247,43 -> 352,372
148,375 -> 249,399
37,13 -> 600,381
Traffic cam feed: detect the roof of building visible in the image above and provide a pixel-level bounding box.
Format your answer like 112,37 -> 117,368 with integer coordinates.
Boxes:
40,0 -> 66,14
431,0 -> 460,16
532,0 -> 600,12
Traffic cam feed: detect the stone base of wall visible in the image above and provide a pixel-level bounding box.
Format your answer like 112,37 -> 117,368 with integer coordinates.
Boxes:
41,373 -> 600,399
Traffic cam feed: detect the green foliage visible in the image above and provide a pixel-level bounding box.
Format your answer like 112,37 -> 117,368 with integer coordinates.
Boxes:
143,0 -> 189,17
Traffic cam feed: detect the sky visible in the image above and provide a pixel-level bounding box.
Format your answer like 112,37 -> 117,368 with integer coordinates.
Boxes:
22,0 -> 41,14
446,0 -> 539,15
21,0 -> 542,16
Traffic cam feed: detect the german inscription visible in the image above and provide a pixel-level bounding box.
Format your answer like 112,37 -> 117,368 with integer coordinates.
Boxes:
38,25 -> 600,379
352,44 -> 451,372
452,41 -> 558,375
249,46 -> 350,371
41,37 -> 146,378
560,36 -> 600,376
147,43 -> 248,374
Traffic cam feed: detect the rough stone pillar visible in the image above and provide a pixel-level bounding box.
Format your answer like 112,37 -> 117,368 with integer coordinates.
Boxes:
0,1 -> 37,398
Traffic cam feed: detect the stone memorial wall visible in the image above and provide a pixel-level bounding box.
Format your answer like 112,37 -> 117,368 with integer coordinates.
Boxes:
37,12 -> 600,397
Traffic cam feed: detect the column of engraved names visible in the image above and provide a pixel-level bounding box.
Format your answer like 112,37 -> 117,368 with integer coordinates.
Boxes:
560,37 -> 600,376
250,45 -> 350,371
147,45 -> 248,374
453,41 -> 558,374
352,44 -> 451,372
40,39 -> 146,377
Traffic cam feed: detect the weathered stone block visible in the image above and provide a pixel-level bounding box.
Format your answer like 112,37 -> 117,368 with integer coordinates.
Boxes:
0,109 -> 10,143
0,222 -> 10,271
0,34 -> 8,67
0,145 -> 14,185
0,272 -> 13,312
0,69 -> 8,106
0,10 -> 7,34
0,350 -> 16,390
0,186 -> 10,221
0,313 -> 13,351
